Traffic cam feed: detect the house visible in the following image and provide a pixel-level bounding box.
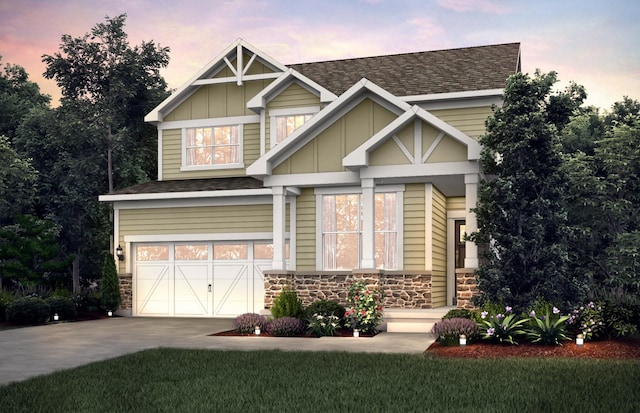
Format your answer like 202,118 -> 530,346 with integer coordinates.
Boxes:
99,39 -> 521,322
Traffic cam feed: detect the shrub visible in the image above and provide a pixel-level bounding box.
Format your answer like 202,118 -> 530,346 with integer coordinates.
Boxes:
100,254 -> 121,312
0,289 -> 17,321
525,306 -> 571,345
74,289 -> 101,314
344,280 -> 384,334
431,318 -> 480,346
307,314 -> 340,337
305,300 -> 346,323
567,301 -> 606,341
6,296 -> 51,325
442,308 -> 475,320
267,316 -> 305,337
270,286 -> 304,319
233,313 -> 268,334
478,305 -> 528,344
45,296 -> 77,321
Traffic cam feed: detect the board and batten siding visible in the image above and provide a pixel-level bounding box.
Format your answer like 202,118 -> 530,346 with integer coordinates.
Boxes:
295,188 -> 316,271
429,106 -> 493,139
431,186 -> 447,307
403,183 -> 426,270
273,98 -> 397,175
265,83 -> 322,149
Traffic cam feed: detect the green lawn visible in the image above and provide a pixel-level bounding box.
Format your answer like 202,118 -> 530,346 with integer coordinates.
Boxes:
1,349 -> 639,412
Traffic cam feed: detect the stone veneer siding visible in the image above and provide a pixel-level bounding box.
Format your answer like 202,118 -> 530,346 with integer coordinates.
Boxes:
118,273 -> 133,311
456,268 -> 478,309
264,270 -> 433,309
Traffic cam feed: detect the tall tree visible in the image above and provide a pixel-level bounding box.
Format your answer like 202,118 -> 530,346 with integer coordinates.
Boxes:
42,13 -> 170,192
0,135 -> 38,226
472,71 -> 585,310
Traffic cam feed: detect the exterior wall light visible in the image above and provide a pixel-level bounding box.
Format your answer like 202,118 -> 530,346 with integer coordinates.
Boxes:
115,245 -> 124,261
460,334 -> 467,347
576,333 -> 584,347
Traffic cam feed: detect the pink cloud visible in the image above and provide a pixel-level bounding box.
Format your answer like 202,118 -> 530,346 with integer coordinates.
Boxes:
437,0 -> 511,14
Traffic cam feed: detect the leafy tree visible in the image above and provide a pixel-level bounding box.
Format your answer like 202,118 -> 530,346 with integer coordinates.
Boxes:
42,13 -> 170,192
0,135 -> 38,226
100,253 -> 121,312
472,71 -> 585,310
0,59 -> 50,140
0,215 -> 73,289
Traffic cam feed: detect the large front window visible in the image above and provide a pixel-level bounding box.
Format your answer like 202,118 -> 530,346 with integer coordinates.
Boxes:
322,192 -> 398,270
186,125 -> 240,166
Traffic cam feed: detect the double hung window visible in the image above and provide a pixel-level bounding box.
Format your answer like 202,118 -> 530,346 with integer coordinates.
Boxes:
185,125 -> 241,167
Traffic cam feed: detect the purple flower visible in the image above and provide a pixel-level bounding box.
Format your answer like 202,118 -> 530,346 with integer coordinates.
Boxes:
553,307 -> 560,314
529,310 -> 536,317
505,306 -> 512,313
487,327 -> 495,336
481,311 -> 488,319
496,313 -> 504,319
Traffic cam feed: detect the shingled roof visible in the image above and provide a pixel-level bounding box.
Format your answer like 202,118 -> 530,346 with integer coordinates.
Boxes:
288,43 -> 521,97
109,177 -> 265,195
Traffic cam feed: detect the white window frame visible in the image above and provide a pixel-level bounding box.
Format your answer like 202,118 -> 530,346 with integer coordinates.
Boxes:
315,185 -> 404,270
269,106 -> 320,148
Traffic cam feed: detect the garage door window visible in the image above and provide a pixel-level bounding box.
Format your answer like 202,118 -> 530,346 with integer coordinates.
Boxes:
136,245 -> 169,261
175,244 -> 208,260
214,244 -> 248,260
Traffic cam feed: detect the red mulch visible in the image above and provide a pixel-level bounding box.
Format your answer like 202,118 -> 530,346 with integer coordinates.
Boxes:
211,329 -> 374,338
426,337 -> 640,359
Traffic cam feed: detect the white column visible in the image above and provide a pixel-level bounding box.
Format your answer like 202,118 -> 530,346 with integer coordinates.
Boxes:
464,173 -> 479,268
272,186 -> 287,270
360,178 -> 376,269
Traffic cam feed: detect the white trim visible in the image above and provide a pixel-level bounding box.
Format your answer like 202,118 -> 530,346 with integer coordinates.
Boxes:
413,120 -> 422,165
403,88 -> 504,103
263,171 -> 360,188
357,161 -> 480,180
158,115 -> 259,131
446,210 -> 466,306
157,129 -> 163,180
425,183 -> 433,272
314,184 -> 405,195
259,109 -> 266,156
125,232 -> 288,243
269,107 -> 320,149
100,188 -> 272,203
422,131 -> 446,163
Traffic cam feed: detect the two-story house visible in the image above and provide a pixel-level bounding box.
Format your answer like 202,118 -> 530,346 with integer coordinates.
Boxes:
99,39 -> 520,325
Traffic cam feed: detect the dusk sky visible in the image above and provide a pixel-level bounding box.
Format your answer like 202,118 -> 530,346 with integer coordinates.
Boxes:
1,0 -> 638,111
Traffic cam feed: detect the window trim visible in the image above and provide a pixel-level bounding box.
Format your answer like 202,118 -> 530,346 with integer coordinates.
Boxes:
181,123 -> 244,171
269,106 -> 320,149
315,185 -> 404,270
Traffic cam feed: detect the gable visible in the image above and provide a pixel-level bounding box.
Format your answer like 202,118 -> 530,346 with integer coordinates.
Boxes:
273,98 -> 397,174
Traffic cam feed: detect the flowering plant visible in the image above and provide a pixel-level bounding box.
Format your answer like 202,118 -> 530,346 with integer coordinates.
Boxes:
525,305 -> 571,345
477,305 -> 528,344
307,313 -> 340,337
432,317 -> 480,346
344,280 -> 384,334
568,301 -> 605,341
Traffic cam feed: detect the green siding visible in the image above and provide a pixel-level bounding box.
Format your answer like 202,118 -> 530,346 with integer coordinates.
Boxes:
404,183 -> 425,270
295,188 -> 316,270
265,82 -> 321,148
429,106 -> 493,139
431,186 -> 447,307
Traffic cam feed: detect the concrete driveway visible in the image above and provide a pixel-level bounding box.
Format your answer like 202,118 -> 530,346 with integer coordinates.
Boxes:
0,317 -> 433,386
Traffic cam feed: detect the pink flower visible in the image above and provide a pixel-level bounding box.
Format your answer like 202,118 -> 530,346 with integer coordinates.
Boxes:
361,310 -> 367,315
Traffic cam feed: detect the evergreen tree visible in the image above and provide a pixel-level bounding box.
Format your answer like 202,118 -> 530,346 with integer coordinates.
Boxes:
100,254 -> 121,312
472,71 -> 585,310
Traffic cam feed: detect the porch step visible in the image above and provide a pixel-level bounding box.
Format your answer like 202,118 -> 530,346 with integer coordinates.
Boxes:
381,307 -> 454,333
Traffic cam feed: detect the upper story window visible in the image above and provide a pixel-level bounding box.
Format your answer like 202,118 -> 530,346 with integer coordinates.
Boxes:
184,124 -> 243,169
269,106 -> 319,148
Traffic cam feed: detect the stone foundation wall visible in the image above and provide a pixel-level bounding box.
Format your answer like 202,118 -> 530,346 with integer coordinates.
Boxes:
456,268 -> 478,309
264,270 -> 433,309
118,273 -> 133,310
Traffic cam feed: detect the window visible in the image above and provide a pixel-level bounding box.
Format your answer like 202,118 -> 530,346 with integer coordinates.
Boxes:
321,192 -> 398,270
185,125 -> 241,167
274,114 -> 313,144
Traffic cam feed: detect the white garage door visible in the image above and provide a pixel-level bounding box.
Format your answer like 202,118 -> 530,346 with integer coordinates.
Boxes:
134,242 -> 274,317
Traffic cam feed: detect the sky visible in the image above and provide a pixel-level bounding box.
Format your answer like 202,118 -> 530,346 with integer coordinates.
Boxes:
1,0 -> 638,111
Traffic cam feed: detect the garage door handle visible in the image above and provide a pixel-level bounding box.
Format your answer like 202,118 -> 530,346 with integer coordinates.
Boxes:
208,284 -> 212,292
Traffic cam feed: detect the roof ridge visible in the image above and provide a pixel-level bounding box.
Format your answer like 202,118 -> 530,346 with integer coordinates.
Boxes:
287,42 -> 521,66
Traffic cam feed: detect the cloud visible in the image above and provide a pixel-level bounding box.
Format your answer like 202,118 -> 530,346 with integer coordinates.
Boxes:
436,0 -> 510,14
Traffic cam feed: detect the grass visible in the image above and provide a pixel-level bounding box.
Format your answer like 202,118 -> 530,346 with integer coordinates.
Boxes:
1,349 -> 639,412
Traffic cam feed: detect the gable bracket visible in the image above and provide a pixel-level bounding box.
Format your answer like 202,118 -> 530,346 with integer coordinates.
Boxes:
392,134 -> 414,164
422,131 -> 445,163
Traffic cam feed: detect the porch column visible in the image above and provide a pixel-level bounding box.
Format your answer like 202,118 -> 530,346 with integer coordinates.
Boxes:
272,186 -> 287,270
361,178 -> 376,269
464,173 -> 479,268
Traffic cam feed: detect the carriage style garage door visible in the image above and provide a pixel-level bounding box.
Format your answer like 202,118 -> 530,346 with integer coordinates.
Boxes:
134,242 -> 274,317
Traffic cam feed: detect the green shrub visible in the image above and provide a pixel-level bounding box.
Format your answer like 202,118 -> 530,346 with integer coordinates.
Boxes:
442,308 -> 475,320
270,286 -> 304,319
307,314 -> 341,337
305,300 -> 345,322
267,316 -> 305,336
100,254 -> 121,312
567,301 -> 606,341
478,305 -> 528,344
6,296 -> 51,325
344,280 -> 384,334
525,306 -> 571,345
45,296 -> 77,321
0,289 -> 17,321
431,318 -> 480,346
74,289 -> 101,314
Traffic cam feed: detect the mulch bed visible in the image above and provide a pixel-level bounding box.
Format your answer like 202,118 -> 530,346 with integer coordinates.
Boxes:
211,329 -> 374,338
426,337 -> 640,359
